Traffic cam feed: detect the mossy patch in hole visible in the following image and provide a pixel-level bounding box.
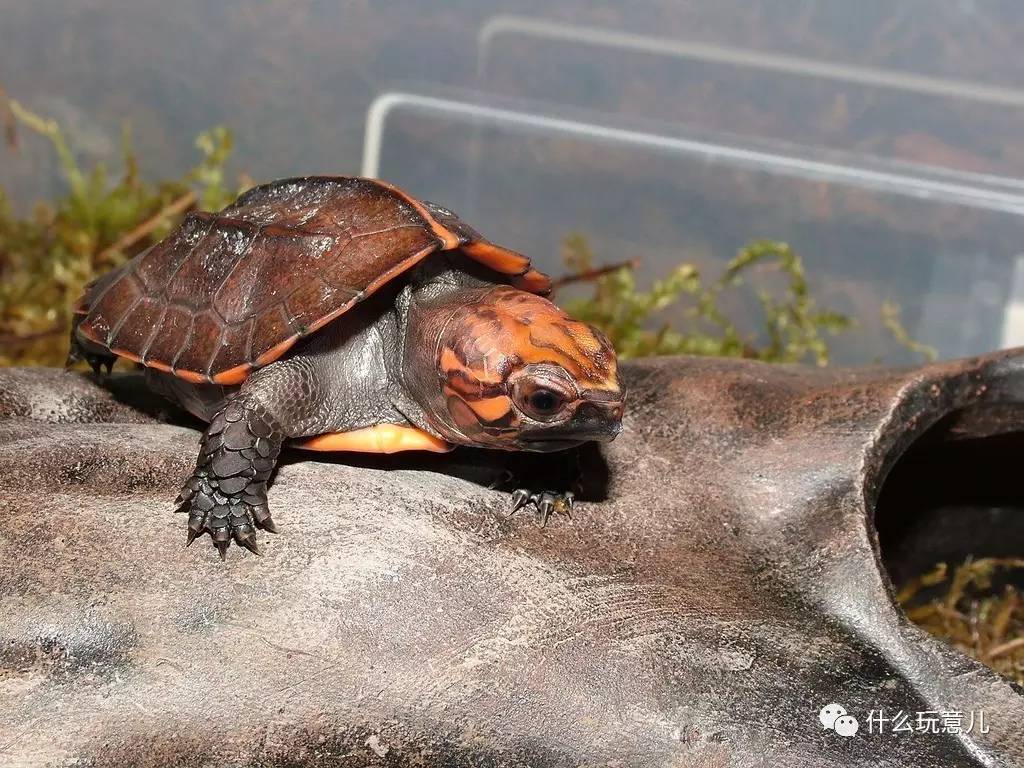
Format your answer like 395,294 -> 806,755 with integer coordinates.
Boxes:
899,557 -> 1024,686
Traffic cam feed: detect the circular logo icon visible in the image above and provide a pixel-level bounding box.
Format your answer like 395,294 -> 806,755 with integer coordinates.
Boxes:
834,715 -> 860,738
819,704 -> 847,730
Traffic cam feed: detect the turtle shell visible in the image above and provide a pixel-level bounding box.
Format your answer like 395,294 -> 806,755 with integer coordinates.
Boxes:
75,176 -> 552,385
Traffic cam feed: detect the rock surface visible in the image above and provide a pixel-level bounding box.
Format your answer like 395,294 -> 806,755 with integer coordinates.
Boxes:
1,354 -> 1023,767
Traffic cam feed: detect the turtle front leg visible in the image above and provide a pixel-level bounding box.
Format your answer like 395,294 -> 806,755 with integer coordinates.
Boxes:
509,489 -> 575,527
505,447 -> 583,527
176,394 -> 283,557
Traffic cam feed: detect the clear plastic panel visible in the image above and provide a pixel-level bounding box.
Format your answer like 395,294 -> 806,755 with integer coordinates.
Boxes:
477,15 -> 1024,181
365,93 -> 1024,365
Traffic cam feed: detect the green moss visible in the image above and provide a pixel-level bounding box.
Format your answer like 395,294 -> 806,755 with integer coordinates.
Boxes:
557,233 -> 853,366
899,558 -> 1024,685
0,99 -> 239,367
881,298 -> 938,363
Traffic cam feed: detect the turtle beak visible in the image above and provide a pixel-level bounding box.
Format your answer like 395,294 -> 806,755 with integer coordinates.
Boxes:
572,389 -> 625,443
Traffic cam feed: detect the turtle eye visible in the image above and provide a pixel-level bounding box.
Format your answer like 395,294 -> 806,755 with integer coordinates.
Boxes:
527,388 -> 563,415
509,365 -> 577,422
513,377 -> 572,421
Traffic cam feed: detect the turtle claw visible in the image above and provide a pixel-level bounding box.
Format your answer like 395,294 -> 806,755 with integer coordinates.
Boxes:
177,473 -> 276,558
508,488 -> 531,516
506,488 -> 575,527
214,539 -> 229,561
236,531 -> 262,556
537,493 -> 556,527
250,504 -> 278,534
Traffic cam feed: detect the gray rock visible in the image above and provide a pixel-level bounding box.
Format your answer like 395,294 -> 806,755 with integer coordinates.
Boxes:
1,354 -> 1023,767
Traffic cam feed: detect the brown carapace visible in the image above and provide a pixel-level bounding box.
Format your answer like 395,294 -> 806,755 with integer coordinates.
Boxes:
70,176 -> 624,557
73,176 -> 551,386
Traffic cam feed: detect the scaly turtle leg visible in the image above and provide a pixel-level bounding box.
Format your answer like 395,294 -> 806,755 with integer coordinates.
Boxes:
176,393 -> 283,557
174,359 -> 323,557
172,354 -> 443,557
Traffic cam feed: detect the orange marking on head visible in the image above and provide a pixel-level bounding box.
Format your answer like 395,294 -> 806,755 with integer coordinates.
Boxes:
440,347 -> 502,385
522,322 -> 610,384
294,424 -> 452,454
445,286 -> 619,393
447,395 -> 493,437
465,395 -> 514,422
442,380 -> 476,401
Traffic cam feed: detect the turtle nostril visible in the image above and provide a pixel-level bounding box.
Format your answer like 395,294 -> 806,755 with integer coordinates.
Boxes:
575,401 -> 624,437
588,401 -> 624,422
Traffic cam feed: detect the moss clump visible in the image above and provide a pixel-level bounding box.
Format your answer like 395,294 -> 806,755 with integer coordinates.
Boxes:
898,558 -> 1024,685
881,298 -> 938,363
0,99 -> 239,367
557,233 -> 921,366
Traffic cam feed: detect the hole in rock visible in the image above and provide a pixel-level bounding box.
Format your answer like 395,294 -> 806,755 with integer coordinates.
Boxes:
875,403 -> 1024,684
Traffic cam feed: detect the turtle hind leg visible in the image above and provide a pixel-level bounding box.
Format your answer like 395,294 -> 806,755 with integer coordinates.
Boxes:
66,316 -> 116,375
177,394 -> 283,558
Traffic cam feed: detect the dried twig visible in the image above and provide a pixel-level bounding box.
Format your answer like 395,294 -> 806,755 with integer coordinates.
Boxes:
550,259 -> 637,290
97,189 -> 197,261
1,85 -> 16,150
0,326 -> 64,346
986,636 -> 1024,660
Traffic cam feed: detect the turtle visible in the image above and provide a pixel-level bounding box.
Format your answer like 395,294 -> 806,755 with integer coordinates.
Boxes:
69,176 -> 625,556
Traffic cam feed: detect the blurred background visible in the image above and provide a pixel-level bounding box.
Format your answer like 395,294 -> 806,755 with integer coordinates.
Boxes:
3,0 -> 1024,364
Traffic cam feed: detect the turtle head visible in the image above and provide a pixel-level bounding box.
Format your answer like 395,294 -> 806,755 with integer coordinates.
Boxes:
420,286 -> 624,452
